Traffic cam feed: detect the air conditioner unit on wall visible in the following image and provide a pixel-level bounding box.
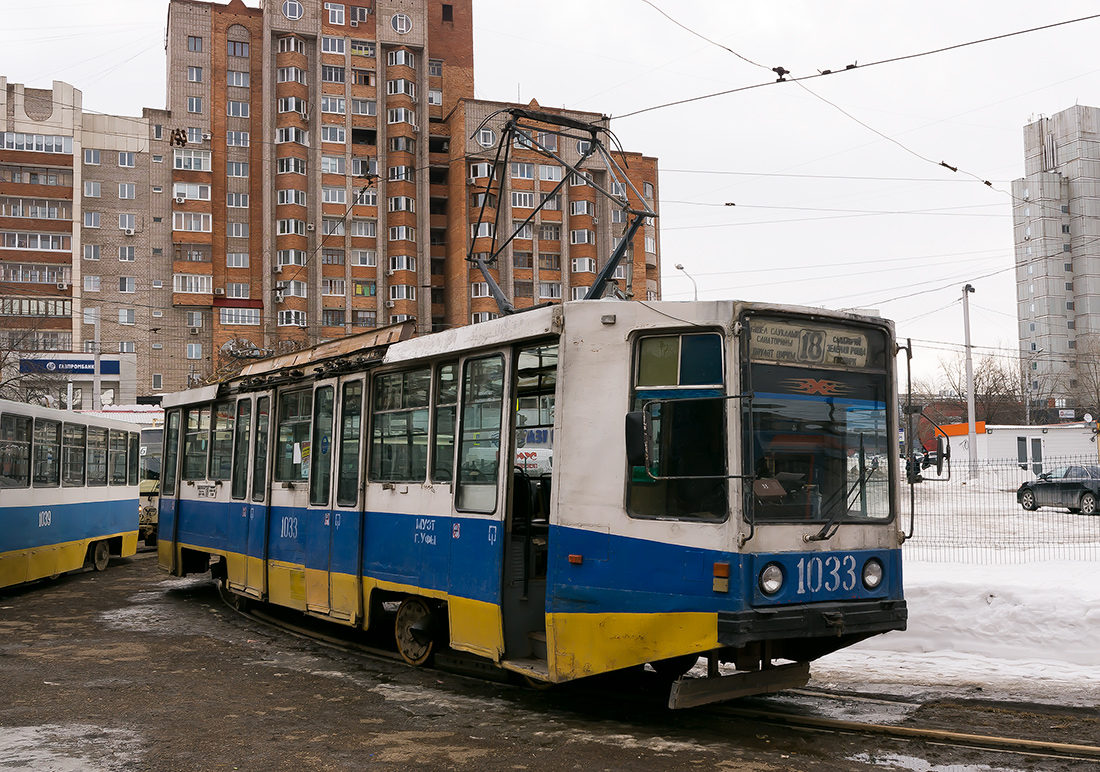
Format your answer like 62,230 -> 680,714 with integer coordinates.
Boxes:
214,288 -> 225,296
190,327 -> 200,335
306,223 -> 316,231
273,265 -> 283,274
175,197 -> 186,204
202,132 -> 212,141
124,228 -> 135,236
385,300 -> 395,308
275,293 -> 285,304
57,283 -> 68,290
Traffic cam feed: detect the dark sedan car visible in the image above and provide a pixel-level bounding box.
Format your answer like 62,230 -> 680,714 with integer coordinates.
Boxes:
1017,465 -> 1100,514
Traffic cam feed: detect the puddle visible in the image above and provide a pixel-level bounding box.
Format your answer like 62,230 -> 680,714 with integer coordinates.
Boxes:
0,725 -> 140,771
849,751 -> 1028,772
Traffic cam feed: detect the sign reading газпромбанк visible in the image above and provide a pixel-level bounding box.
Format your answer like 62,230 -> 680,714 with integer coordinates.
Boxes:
18,359 -> 122,375
748,319 -> 870,369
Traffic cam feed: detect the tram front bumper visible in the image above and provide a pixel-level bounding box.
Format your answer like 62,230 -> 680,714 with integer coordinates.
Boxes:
718,599 -> 907,649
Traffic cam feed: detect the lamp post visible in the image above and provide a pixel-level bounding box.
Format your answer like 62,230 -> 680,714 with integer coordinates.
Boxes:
674,263 -> 698,301
962,284 -> 977,478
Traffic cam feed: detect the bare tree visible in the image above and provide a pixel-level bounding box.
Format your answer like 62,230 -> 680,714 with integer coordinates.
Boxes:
924,352 -> 1026,427
0,326 -> 72,406
1068,334 -> 1100,418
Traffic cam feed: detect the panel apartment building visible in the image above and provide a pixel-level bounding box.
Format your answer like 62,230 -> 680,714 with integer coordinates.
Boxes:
0,0 -> 660,401
1013,105 -> 1100,412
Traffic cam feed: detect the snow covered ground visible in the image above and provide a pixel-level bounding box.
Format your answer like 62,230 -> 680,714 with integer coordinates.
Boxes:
810,559 -> 1100,708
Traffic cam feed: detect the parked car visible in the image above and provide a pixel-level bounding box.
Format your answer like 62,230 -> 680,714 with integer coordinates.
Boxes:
1017,465 -> 1100,514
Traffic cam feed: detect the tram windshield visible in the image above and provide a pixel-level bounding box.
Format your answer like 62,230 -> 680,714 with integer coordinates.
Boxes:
139,428 -> 162,496
745,319 -> 892,524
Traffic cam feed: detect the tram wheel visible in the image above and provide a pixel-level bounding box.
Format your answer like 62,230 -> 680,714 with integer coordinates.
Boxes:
394,597 -> 435,667
92,541 -> 110,572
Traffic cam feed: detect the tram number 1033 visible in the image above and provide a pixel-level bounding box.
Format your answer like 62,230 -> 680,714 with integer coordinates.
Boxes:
795,555 -> 858,595
279,516 -> 299,540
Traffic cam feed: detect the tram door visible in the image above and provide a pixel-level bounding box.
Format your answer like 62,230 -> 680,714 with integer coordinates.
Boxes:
502,343 -> 557,662
304,380 -> 364,622
244,395 -> 272,597
225,397 -> 253,590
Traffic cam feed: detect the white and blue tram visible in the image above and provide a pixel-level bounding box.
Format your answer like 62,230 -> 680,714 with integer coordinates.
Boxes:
0,400 -> 140,588
157,301 -> 906,707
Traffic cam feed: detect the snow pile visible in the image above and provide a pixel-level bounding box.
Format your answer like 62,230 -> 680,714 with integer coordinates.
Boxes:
812,560 -> 1100,706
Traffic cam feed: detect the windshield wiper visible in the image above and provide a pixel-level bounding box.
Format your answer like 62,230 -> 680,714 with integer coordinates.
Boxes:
806,436 -> 879,542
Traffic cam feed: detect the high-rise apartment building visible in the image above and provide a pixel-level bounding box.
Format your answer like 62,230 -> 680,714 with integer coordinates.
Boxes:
1,0 -> 660,402
1013,105 -> 1100,411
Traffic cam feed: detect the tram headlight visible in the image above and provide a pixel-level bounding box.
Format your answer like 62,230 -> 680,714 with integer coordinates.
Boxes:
759,563 -> 784,595
862,558 -> 884,590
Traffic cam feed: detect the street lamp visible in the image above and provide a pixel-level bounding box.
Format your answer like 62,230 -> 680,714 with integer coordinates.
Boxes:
674,263 -> 698,301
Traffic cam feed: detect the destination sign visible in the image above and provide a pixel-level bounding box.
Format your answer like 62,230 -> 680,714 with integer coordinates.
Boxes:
749,319 -> 871,368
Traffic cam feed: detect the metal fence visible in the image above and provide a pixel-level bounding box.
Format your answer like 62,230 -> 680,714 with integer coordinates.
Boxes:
901,455 -> 1100,564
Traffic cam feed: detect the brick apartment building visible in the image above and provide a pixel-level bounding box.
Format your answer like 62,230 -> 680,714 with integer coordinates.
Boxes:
0,0 -> 660,402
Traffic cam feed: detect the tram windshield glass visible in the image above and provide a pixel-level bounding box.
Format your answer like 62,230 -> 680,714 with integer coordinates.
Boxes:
139,428 -> 162,497
745,318 -> 892,524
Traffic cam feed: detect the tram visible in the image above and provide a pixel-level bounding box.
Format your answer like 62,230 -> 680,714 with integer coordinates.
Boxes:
157,301 -> 907,707
0,400 -> 140,589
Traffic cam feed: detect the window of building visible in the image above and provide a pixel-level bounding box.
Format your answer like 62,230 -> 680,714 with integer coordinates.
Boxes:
322,219 -> 345,236
84,275 -> 100,292
321,96 -> 346,114
572,257 -> 596,273
352,98 -> 377,116
477,128 -> 496,148
541,193 -> 561,211
119,246 -> 135,263
645,235 -> 657,253
427,89 -> 443,106
389,225 -> 415,242
117,213 -> 135,231
84,244 -> 100,261
513,252 -> 533,269
187,127 -> 203,144
470,282 -> 490,298
118,308 -> 136,325
321,125 -> 346,143
570,200 -> 594,216
119,277 -> 135,293
355,280 -> 376,297
277,66 -> 307,85
174,212 -> 212,232
570,229 -> 594,245
84,181 -> 101,198
322,65 -> 346,83
387,107 -> 416,126
322,278 -> 346,296
387,79 -> 416,98
387,49 -> 415,68
388,195 -> 415,213
571,286 -> 589,301
278,157 -> 306,175
354,310 -> 376,327
188,36 -> 202,52
513,221 -> 533,240
322,36 -> 346,54
84,149 -> 100,165
174,149 -> 212,171
227,70 -> 249,88
276,127 -> 309,145
351,40 -> 375,57
119,183 -> 136,200
321,155 -> 346,175
187,97 -> 203,114
188,66 -> 202,82
187,343 -> 202,360
228,41 -> 249,58
643,181 -> 655,198
226,131 -> 250,148
539,253 -> 561,271
539,164 -> 562,182
325,2 -> 345,24
227,222 -> 249,238
118,152 -> 135,168
511,162 -> 534,179
539,223 -> 561,241
511,191 -> 535,209
353,69 -> 376,86
539,282 -> 561,299
442,4 -> 453,22
389,254 -> 416,272
388,165 -> 413,181
389,284 -> 416,301
428,58 -> 443,77
84,212 -> 100,228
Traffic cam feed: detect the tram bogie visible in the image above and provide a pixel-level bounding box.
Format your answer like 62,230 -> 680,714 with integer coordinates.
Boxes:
157,301 -> 907,707
0,400 -> 141,589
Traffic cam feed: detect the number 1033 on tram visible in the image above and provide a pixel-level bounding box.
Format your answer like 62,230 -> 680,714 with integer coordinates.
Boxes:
157,300 -> 907,708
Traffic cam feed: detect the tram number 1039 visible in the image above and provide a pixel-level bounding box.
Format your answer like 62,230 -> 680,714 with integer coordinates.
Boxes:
795,555 -> 858,595
38,510 -> 52,528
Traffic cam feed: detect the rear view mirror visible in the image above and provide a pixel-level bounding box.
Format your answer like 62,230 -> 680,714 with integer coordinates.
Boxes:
935,436 -> 947,476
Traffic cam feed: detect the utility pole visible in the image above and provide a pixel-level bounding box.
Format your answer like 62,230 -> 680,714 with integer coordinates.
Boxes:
962,284 -> 977,477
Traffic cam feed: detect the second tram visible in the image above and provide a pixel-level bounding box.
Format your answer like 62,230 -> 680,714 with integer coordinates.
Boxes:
157,301 -> 906,707
0,400 -> 140,589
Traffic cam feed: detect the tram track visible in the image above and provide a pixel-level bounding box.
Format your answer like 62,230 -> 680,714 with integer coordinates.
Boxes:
218,586 -> 1100,764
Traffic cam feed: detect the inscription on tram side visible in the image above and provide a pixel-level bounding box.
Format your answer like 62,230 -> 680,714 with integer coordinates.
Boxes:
749,320 -> 870,368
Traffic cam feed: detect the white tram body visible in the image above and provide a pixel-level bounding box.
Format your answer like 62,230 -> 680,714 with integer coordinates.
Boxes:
0,400 -> 140,588
158,301 -> 906,706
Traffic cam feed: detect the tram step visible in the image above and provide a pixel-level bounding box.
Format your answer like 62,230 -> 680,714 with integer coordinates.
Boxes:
528,631 -> 547,660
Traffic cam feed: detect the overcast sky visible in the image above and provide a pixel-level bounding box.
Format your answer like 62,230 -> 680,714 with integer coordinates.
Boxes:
4,0 -> 1100,383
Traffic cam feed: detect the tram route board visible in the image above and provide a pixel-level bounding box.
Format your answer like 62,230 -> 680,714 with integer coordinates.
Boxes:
748,319 -> 870,368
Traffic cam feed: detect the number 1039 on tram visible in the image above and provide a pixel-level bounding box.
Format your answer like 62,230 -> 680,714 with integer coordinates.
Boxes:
157,300 -> 906,708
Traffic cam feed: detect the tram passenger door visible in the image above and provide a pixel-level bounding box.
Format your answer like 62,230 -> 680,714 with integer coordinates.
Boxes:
502,343 -> 557,664
225,398 -> 252,590
244,396 -> 272,598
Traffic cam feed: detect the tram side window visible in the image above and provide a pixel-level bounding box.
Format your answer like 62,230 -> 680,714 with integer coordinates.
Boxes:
209,401 -> 236,481
33,418 -> 61,487
456,355 -> 505,513
109,430 -> 129,485
310,386 -> 335,506
183,407 -> 211,480
431,363 -> 458,483
87,427 -> 108,486
128,433 -> 140,486
370,368 -> 431,482
231,400 -> 251,500
162,410 -> 181,493
276,389 -> 312,481
629,332 -> 728,521
62,424 -> 86,487
515,345 -> 557,474
336,382 -> 363,507
252,397 -> 270,501
0,414 -> 31,488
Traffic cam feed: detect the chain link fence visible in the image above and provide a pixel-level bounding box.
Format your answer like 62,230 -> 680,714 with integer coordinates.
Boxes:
901,455 -> 1100,563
